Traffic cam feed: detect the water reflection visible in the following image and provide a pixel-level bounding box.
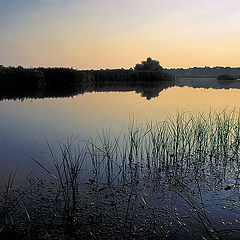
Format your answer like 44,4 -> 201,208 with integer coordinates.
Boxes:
2,78 -> 240,101
2,80 -> 240,184
176,77 -> 240,90
1,81 -> 240,237
0,80 -> 175,101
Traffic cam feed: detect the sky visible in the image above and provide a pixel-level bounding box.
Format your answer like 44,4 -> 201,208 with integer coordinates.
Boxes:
1,0 -> 240,69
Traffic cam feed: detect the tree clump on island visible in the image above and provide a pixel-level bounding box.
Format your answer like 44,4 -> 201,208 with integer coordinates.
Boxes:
134,57 -> 163,71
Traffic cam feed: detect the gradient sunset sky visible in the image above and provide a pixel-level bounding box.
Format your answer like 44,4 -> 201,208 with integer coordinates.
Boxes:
1,0 -> 240,69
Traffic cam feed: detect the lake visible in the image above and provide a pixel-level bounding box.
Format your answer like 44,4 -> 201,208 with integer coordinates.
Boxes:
1,78 -> 240,182
1,78 -> 240,238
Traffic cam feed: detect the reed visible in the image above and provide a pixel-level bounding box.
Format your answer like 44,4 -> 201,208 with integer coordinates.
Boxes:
33,136 -> 86,233
0,165 -> 32,239
86,109 -> 240,185
27,109 -> 240,239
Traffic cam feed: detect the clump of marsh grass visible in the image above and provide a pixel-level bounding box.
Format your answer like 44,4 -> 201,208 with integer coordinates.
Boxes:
84,109 -> 240,238
85,118 -> 154,184
30,109 -> 240,239
33,136 -> 86,233
86,109 -> 240,190
0,168 -> 19,236
0,165 -> 33,239
85,127 -> 124,184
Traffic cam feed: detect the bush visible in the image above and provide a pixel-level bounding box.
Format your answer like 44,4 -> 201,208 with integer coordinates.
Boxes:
134,57 -> 163,71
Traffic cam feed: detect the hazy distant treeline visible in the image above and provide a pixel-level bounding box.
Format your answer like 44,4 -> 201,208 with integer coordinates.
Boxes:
166,66 -> 240,78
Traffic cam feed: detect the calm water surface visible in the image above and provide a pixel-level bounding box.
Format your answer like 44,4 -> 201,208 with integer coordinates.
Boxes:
1,85 -> 240,183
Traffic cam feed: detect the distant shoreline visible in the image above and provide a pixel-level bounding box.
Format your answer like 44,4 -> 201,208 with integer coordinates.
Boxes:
1,66 -> 240,101
165,67 -> 240,78
1,64 -> 240,78
0,66 -> 173,101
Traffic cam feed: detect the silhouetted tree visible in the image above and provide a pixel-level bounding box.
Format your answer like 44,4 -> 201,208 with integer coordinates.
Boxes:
134,57 -> 163,71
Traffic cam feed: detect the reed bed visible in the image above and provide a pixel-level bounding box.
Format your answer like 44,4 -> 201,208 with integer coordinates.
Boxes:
86,109 -> 240,186
82,109 -> 240,238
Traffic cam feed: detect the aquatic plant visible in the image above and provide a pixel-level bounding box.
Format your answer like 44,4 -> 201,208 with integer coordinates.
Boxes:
86,109 -> 240,185
8,109 -> 239,239
33,137 -> 86,234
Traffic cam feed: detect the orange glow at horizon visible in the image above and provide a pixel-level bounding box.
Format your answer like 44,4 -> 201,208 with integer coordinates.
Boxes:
1,0 -> 240,69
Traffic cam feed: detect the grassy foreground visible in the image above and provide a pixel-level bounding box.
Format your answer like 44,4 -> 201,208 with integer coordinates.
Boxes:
1,110 -> 240,239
